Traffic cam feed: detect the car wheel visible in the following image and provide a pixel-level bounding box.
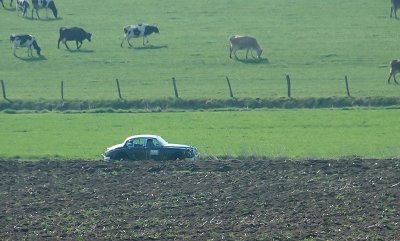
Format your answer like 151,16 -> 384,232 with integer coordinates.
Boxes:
171,153 -> 184,161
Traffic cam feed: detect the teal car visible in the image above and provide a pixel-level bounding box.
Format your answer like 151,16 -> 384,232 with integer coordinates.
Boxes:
102,135 -> 199,161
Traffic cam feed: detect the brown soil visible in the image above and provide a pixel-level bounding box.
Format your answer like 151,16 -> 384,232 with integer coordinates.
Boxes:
0,158 -> 399,240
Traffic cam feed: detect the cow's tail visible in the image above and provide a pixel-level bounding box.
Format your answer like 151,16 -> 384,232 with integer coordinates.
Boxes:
48,1 -> 57,18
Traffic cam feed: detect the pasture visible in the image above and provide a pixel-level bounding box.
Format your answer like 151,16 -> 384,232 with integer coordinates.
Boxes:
1,109 -> 400,160
0,0 -> 399,100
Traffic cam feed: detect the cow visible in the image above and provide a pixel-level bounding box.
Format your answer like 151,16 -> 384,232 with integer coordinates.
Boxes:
391,0 -> 400,18
31,0 -> 58,19
388,59 -> 400,84
120,23 -> 159,47
10,34 -> 41,57
229,35 -> 263,60
0,0 -> 13,8
58,27 -> 92,50
16,0 -> 29,17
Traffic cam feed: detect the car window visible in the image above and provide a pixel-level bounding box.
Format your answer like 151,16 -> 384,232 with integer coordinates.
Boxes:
131,138 -> 145,148
146,138 -> 160,147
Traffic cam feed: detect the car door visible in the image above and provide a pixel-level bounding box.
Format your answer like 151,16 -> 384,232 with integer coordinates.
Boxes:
145,138 -> 163,160
126,137 -> 147,160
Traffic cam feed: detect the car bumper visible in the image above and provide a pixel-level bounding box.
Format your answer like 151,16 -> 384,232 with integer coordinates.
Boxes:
102,154 -> 111,161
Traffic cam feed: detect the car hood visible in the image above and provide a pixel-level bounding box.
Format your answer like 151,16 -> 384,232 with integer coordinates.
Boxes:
164,143 -> 194,149
106,143 -> 124,151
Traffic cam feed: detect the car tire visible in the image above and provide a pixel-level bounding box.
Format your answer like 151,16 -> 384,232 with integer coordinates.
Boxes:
171,153 -> 184,161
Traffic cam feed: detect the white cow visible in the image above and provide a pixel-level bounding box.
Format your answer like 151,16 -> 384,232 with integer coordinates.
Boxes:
229,35 -> 263,60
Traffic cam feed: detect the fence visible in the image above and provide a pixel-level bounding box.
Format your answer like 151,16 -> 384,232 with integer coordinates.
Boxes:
0,75 -> 353,102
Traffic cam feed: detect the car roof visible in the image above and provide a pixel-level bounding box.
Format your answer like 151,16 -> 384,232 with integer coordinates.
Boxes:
124,134 -> 162,140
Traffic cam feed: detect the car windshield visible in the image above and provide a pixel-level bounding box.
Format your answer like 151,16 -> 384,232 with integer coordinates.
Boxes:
156,136 -> 168,146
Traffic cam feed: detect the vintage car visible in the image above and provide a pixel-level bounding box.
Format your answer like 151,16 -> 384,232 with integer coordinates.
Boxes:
102,135 -> 199,161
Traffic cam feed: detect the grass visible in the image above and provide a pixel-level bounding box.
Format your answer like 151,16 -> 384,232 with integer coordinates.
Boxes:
0,0 -> 399,100
1,108 -> 400,160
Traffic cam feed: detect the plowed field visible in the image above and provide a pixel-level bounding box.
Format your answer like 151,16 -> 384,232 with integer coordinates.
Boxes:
0,159 -> 399,240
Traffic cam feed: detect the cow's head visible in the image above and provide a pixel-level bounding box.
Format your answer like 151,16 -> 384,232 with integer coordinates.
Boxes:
152,26 -> 160,34
87,33 -> 92,42
32,40 -> 41,56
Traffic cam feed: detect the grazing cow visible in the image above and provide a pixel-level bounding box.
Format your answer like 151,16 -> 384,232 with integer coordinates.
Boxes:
229,35 -> 263,60
16,0 -> 29,17
388,59 -> 400,84
391,0 -> 400,18
120,23 -> 159,47
31,0 -> 58,19
10,34 -> 41,57
0,0 -> 13,8
58,27 -> 92,50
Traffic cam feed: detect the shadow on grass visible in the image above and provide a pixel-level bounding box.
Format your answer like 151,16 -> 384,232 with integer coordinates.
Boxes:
131,44 -> 168,50
20,15 -> 62,21
30,16 -> 63,22
65,49 -> 95,53
235,57 -> 269,64
2,7 -> 16,12
14,55 -> 47,62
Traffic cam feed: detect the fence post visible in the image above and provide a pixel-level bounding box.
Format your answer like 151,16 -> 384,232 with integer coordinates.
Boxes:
61,80 -> 64,100
345,75 -> 351,97
116,78 -> 123,99
226,76 -> 234,98
1,80 -> 7,101
286,74 -> 291,98
172,77 -> 179,98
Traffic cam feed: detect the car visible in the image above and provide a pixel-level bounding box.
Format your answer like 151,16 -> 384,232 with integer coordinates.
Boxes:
102,135 -> 199,161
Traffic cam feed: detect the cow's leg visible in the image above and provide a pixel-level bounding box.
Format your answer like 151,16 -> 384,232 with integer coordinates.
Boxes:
12,44 -> 16,56
76,41 -> 82,49
64,41 -> 70,50
120,37 -> 126,47
142,37 -> 145,46
229,46 -> 232,59
9,0 -> 12,7
46,8 -> 49,18
394,74 -> 399,84
1,0 -> 5,8
246,49 -> 250,59
388,73 -> 392,84
232,47 -> 239,60
127,38 -> 133,47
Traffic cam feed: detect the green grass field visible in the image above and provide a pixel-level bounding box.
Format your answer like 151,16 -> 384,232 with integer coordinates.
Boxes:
0,0 -> 399,100
1,1 -> 400,160
1,109 -> 400,160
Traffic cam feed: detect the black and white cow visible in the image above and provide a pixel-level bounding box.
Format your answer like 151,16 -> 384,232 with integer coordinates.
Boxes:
10,34 -> 41,57
120,23 -> 159,47
58,27 -> 92,50
0,0 -> 13,8
16,0 -> 29,17
388,59 -> 400,84
391,0 -> 400,18
31,0 -> 57,19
